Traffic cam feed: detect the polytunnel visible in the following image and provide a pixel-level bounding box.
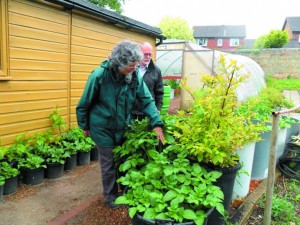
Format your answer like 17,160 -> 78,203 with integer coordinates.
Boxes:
156,40 -> 266,109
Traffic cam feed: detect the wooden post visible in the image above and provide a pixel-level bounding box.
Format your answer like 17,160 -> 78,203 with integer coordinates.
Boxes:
263,114 -> 279,225
263,104 -> 300,224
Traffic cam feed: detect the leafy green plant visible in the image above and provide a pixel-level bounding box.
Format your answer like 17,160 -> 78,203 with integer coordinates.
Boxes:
62,140 -> 77,155
238,87 -> 295,129
114,120 -> 224,225
0,146 -> 8,161
17,154 -> 46,170
259,194 -> 297,224
114,118 -> 159,171
64,127 -> 95,153
255,177 -> 300,224
45,145 -> 69,164
0,162 -> 20,179
254,30 -> 289,48
171,55 -> 264,167
266,78 -> 300,91
49,106 -> 67,142
6,133 -> 29,162
164,79 -> 180,90
0,175 -> 5,186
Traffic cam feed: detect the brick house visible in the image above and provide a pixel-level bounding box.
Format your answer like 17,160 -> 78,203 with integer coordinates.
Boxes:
282,17 -> 300,46
193,25 -> 246,50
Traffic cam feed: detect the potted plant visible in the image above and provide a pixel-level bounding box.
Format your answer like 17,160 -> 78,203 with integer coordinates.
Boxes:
67,128 -> 94,166
164,79 -> 181,99
0,161 -> 20,195
237,86 -> 294,180
62,140 -> 77,170
0,175 -> 5,202
6,133 -> 29,167
114,119 -> 223,225
44,144 -> 69,179
17,153 -> 46,185
164,55 -> 265,224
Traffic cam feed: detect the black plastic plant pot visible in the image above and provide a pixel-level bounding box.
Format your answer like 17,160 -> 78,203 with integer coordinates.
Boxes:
77,151 -> 91,166
3,175 -> 18,195
206,162 -> 241,225
45,162 -> 64,179
64,153 -> 77,171
131,207 -> 214,225
0,184 -> 4,202
22,167 -> 45,185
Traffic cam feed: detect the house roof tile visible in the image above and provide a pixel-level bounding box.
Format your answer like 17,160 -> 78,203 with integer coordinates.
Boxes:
283,17 -> 300,33
193,25 -> 246,38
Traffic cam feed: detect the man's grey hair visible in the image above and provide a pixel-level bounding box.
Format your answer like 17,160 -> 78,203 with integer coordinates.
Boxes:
109,40 -> 143,71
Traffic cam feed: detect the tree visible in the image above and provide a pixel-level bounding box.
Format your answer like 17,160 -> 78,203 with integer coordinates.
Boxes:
158,17 -> 195,41
86,0 -> 125,13
254,30 -> 289,49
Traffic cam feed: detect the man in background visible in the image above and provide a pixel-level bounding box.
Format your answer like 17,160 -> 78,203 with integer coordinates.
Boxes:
130,42 -> 164,120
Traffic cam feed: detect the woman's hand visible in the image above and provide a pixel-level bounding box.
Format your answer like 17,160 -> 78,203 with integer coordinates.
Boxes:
153,127 -> 165,145
83,130 -> 90,137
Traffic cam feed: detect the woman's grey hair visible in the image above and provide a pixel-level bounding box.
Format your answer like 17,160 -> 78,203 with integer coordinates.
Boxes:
109,40 -> 143,71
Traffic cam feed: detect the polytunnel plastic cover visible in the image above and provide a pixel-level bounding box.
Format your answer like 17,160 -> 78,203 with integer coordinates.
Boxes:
156,40 -> 266,103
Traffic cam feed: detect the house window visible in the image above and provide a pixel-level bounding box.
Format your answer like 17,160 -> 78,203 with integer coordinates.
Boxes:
0,0 -> 8,78
217,38 -> 223,47
230,38 -> 239,47
197,38 -> 208,46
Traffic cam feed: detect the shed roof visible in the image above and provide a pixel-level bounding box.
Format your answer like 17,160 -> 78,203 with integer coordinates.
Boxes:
46,0 -> 165,42
193,25 -> 246,38
282,17 -> 300,33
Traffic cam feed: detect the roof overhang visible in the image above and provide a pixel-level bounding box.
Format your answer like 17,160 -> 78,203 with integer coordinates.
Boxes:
45,0 -> 166,44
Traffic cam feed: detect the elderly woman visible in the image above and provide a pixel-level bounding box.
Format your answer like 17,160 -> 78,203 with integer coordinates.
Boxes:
76,40 -> 164,209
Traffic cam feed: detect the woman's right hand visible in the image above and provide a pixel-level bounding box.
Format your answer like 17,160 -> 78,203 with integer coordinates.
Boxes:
83,130 -> 90,137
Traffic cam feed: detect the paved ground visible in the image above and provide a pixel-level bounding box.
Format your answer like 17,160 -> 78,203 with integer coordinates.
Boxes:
0,162 -> 102,225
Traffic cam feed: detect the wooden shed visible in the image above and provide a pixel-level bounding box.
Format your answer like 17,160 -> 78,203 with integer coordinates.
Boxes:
0,0 -> 164,146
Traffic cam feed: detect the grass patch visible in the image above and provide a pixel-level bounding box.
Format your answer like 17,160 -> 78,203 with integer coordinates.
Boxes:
267,78 -> 300,91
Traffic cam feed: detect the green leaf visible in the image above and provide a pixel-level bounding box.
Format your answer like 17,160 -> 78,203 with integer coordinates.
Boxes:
183,209 -> 197,220
143,208 -> 157,220
163,190 -> 177,202
129,207 -> 138,218
114,196 -> 127,204
164,166 -> 174,176
120,161 -> 132,172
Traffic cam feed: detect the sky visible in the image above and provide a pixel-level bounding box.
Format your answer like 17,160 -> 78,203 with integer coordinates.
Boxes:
122,0 -> 300,39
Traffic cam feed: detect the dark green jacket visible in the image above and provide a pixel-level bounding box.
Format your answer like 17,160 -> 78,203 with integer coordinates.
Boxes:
76,60 -> 163,147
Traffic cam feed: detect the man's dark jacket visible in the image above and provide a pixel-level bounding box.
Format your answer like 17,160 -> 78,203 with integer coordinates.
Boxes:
131,59 -> 164,116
